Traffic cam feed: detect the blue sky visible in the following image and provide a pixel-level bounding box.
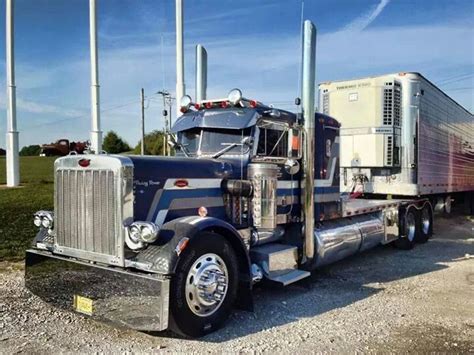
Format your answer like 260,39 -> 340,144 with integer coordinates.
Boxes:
0,0 -> 473,149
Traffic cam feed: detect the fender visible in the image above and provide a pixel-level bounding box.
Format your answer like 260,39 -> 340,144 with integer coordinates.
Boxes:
133,216 -> 253,311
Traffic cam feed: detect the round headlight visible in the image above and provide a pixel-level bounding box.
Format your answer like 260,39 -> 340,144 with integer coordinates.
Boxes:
140,226 -> 158,243
34,215 -> 42,227
180,95 -> 193,112
129,225 -> 141,243
228,88 -> 243,106
41,216 -> 52,229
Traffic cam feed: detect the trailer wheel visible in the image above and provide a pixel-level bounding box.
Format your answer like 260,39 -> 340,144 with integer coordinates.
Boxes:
169,232 -> 238,337
393,207 -> 418,250
415,203 -> 433,243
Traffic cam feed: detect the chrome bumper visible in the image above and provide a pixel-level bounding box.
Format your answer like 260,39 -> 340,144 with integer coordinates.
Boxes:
25,249 -> 170,332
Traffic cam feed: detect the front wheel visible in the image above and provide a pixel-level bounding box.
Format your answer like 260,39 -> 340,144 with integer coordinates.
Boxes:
169,232 -> 238,337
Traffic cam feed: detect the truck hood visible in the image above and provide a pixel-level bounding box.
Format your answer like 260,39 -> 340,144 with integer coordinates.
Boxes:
128,156 -> 236,223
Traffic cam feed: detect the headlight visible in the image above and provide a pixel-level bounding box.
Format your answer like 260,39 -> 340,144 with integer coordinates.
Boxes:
34,211 -> 54,229
126,221 -> 159,250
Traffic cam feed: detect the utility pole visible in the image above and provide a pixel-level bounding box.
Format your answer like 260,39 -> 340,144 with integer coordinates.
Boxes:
89,0 -> 102,154
175,0 -> 185,117
157,90 -> 170,156
140,88 -> 145,155
5,0 -> 19,187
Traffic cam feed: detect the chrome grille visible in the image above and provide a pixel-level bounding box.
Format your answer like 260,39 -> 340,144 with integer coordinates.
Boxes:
56,169 -> 117,258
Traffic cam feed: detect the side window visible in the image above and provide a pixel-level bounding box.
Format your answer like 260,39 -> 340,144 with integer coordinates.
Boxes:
256,128 -> 288,157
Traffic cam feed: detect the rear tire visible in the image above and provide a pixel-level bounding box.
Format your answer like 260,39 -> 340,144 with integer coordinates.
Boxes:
393,206 -> 419,250
169,232 -> 238,337
415,203 -> 433,243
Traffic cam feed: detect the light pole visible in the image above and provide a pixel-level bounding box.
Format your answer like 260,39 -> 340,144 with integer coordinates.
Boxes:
5,0 -> 19,187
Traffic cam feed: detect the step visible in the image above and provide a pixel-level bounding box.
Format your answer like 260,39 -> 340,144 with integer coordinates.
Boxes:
269,269 -> 311,286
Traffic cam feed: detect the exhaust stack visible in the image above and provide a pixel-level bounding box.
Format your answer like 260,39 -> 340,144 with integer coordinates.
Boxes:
89,0 -> 102,154
301,20 -> 317,264
195,44 -> 207,102
175,0 -> 185,116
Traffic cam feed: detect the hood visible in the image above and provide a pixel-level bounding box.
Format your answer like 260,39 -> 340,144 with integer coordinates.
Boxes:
129,155 -> 237,222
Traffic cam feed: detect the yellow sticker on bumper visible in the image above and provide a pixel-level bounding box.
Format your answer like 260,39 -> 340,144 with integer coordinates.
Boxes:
73,295 -> 93,315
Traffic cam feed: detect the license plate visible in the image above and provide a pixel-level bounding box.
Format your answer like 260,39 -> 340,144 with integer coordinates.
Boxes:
73,295 -> 93,315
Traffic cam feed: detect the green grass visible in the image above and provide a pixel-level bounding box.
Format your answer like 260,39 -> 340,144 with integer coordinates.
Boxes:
0,156 -> 55,260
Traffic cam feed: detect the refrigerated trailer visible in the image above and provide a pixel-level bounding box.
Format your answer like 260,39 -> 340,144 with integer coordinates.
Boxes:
319,73 -> 474,211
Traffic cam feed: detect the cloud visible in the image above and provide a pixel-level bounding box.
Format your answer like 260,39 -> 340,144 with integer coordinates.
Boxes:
342,0 -> 391,32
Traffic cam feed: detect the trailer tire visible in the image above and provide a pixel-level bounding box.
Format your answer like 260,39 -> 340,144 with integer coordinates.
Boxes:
393,206 -> 418,250
415,203 -> 433,243
169,232 -> 238,338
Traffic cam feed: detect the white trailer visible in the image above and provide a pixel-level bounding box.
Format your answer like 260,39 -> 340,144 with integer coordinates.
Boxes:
319,72 -> 474,211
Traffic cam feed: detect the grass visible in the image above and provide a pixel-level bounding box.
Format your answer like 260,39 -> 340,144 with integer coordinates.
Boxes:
0,156 -> 55,260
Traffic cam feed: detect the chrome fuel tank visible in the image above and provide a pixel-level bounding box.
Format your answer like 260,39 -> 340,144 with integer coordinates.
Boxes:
314,213 -> 385,268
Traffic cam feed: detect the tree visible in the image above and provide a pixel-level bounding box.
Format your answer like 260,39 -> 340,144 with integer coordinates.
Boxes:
102,131 -> 131,154
133,130 -> 166,155
19,145 -> 41,156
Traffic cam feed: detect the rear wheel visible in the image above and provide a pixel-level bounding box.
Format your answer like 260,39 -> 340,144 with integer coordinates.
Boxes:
169,232 -> 238,337
415,203 -> 433,243
393,206 -> 418,250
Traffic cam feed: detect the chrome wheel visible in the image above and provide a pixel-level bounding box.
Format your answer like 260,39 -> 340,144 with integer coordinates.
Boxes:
406,211 -> 416,242
421,207 -> 431,235
185,253 -> 228,317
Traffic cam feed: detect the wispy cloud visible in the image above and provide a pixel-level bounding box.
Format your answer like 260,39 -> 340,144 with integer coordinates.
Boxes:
342,0 -> 391,32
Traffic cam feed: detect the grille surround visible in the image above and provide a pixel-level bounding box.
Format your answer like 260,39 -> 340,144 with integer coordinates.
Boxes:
53,155 -> 133,266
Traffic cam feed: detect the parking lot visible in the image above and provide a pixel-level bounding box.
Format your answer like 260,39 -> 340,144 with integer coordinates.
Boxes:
1,212 -> 473,353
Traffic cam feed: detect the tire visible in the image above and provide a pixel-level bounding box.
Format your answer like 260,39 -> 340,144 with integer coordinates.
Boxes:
415,203 -> 433,243
169,232 -> 238,337
393,206 -> 419,250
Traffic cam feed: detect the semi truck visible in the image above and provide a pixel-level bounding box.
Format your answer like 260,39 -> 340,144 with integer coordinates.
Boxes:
319,73 -> 474,212
26,21 -> 435,337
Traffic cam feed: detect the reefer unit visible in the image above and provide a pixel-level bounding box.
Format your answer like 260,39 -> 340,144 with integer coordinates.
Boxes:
319,72 -> 474,196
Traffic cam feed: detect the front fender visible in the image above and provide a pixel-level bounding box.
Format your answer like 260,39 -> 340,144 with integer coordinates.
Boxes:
131,216 -> 253,311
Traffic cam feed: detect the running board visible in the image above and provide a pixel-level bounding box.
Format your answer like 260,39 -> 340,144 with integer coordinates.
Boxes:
267,269 -> 311,286
250,243 -> 311,286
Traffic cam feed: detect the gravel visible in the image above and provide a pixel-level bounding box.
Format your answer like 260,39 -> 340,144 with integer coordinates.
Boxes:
1,213 -> 473,353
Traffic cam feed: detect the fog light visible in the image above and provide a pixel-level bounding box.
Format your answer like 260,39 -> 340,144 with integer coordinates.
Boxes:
34,211 -> 53,229
126,221 -> 159,251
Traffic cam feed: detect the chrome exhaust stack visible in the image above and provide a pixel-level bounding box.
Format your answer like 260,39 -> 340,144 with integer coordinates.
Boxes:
195,44 -> 207,102
301,20 -> 317,264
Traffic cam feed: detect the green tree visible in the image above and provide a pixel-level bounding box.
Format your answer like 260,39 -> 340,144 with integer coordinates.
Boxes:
102,131 -> 131,154
19,145 -> 41,156
133,130 -> 167,155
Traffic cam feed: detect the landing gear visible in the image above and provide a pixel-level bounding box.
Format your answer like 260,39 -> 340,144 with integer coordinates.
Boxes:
169,232 -> 238,337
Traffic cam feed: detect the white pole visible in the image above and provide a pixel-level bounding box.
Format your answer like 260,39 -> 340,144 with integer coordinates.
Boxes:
195,44 -> 207,102
6,0 -> 19,187
89,0 -> 102,154
175,0 -> 185,117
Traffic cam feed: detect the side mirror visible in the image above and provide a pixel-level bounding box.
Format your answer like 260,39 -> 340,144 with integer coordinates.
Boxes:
167,134 -> 178,149
284,159 -> 300,175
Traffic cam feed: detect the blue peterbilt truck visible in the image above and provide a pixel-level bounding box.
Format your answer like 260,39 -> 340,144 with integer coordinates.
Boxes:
25,22 -> 433,337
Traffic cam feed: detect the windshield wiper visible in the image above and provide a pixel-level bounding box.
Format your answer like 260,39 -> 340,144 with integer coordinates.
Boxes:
211,137 -> 252,159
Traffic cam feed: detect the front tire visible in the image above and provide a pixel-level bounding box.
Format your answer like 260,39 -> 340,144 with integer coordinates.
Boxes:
169,232 -> 238,337
393,206 -> 419,250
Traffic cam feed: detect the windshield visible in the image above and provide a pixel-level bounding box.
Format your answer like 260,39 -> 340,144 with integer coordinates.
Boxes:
177,128 -> 252,156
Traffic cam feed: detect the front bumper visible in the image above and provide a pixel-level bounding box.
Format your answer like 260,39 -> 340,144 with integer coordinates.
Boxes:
25,249 -> 170,332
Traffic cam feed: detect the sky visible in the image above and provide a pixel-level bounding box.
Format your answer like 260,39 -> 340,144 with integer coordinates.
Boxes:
0,0 -> 473,149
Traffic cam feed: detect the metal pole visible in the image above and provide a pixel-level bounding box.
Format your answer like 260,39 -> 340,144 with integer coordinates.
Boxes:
195,44 -> 207,102
5,0 -> 19,187
175,0 -> 185,117
89,0 -> 102,154
301,20 -> 317,264
140,88 -> 145,155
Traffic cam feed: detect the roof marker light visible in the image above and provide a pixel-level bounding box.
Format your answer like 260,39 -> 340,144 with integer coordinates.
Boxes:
228,88 -> 243,106
249,99 -> 258,108
220,101 -> 229,108
194,103 -> 201,110
205,102 -> 213,109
